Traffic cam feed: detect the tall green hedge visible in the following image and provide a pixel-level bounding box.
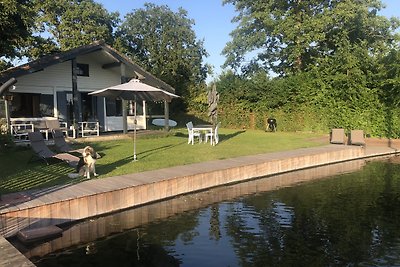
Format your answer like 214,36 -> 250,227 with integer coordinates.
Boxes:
186,66 -> 400,138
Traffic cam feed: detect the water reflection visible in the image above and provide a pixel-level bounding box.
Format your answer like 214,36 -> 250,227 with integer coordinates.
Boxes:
15,158 -> 400,266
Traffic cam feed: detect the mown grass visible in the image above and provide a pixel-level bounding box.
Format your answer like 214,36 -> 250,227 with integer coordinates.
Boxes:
0,128 -> 328,194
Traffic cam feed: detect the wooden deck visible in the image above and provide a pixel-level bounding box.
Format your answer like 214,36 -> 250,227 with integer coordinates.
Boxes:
1,141 -> 399,266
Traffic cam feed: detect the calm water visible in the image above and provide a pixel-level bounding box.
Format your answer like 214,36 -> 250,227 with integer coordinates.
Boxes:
30,159 -> 400,267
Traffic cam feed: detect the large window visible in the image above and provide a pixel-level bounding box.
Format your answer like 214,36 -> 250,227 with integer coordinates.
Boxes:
10,93 -> 54,117
105,99 -> 143,116
106,99 -> 122,116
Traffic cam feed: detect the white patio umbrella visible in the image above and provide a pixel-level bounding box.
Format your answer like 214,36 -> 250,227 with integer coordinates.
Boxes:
89,79 -> 179,161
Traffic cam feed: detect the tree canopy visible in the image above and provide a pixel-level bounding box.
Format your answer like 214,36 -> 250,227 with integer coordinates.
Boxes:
0,0 -> 35,68
118,3 -> 209,98
32,0 -> 119,53
222,0 -> 400,76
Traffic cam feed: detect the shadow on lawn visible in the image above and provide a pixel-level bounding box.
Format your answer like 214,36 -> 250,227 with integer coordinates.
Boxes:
98,141 -> 186,175
0,141 -> 122,195
218,130 -> 246,144
137,142 -> 185,159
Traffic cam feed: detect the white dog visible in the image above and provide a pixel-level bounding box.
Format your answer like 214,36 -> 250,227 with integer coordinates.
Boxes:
68,146 -> 100,179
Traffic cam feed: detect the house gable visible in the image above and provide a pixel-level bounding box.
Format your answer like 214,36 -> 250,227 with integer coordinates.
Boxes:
0,41 -> 175,93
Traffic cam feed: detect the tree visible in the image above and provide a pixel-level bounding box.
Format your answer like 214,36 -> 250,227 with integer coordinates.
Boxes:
379,49 -> 400,106
0,0 -> 36,69
32,0 -> 119,52
118,3 -> 209,107
222,0 -> 399,76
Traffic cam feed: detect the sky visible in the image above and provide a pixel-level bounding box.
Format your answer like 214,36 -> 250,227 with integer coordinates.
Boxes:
97,0 -> 400,82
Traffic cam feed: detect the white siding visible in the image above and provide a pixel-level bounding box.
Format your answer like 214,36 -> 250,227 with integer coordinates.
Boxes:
14,57 -> 121,93
13,62 -> 71,91
75,53 -> 121,90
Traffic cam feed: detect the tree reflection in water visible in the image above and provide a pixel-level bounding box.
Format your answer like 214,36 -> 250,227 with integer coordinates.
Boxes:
33,160 -> 400,267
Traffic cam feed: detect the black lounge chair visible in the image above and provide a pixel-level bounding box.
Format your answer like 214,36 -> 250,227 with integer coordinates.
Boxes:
53,129 -> 101,159
52,129 -> 84,154
45,119 -> 69,137
28,132 -> 79,167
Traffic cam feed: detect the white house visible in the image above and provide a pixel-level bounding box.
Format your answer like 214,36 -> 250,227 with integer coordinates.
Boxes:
0,41 -> 176,135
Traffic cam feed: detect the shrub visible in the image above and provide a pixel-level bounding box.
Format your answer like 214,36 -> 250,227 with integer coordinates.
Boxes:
0,118 -> 13,150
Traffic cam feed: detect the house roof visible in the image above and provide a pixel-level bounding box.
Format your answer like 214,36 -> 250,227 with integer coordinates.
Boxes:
0,40 -> 175,93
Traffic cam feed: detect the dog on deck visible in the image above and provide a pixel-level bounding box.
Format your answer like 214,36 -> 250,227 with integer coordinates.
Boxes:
68,146 -> 100,179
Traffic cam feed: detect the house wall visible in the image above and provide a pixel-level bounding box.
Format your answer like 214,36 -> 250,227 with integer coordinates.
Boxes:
105,116 -> 146,131
14,53 -> 121,91
10,53 -> 148,132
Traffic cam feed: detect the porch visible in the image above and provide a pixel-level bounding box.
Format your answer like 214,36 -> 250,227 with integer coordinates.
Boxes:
8,114 -> 166,142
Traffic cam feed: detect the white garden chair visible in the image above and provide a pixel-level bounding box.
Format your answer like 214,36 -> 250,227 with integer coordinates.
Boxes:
186,121 -> 201,145
205,122 -> 221,146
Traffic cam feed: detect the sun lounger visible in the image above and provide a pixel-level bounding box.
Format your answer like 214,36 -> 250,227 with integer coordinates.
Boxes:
349,130 -> 366,146
330,128 -> 346,144
53,129 -> 101,159
52,129 -> 84,154
28,132 -> 79,167
46,119 -> 70,138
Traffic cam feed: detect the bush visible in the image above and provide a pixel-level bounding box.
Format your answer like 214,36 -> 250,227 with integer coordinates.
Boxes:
0,118 -> 13,150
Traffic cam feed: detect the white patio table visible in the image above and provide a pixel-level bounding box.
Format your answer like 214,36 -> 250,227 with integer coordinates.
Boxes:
193,124 -> 213,144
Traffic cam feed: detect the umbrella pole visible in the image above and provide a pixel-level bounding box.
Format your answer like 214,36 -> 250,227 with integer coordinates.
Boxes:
133,99 -> 137,161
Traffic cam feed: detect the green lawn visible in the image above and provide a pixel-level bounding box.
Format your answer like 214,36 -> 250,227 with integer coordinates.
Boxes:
0,128 -> 328,194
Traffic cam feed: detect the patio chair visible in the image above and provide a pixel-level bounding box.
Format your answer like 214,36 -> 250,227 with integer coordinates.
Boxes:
79,121 -> 100,137
205,122 -> 221,146
52,129 -> 84,154
11,122 -> 34,142
330,128 -> 346,145
46,119 -> 70,137
32,119 -> 50,140
349,130 -> 366,146
28,132 -> 79,167
186,121 -> 201,145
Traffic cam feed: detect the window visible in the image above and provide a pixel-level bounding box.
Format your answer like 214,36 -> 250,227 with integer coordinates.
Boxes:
81,93 -> 98,121
106,98 -> 122,116
40,94 -> 54,116
77,63 -> 89,77
105,99 -> 143,117
10,93 -> 54,117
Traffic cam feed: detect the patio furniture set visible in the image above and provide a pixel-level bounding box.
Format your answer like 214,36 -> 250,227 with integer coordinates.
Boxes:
10,118 -> 99,142
186,121 -> 221,146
